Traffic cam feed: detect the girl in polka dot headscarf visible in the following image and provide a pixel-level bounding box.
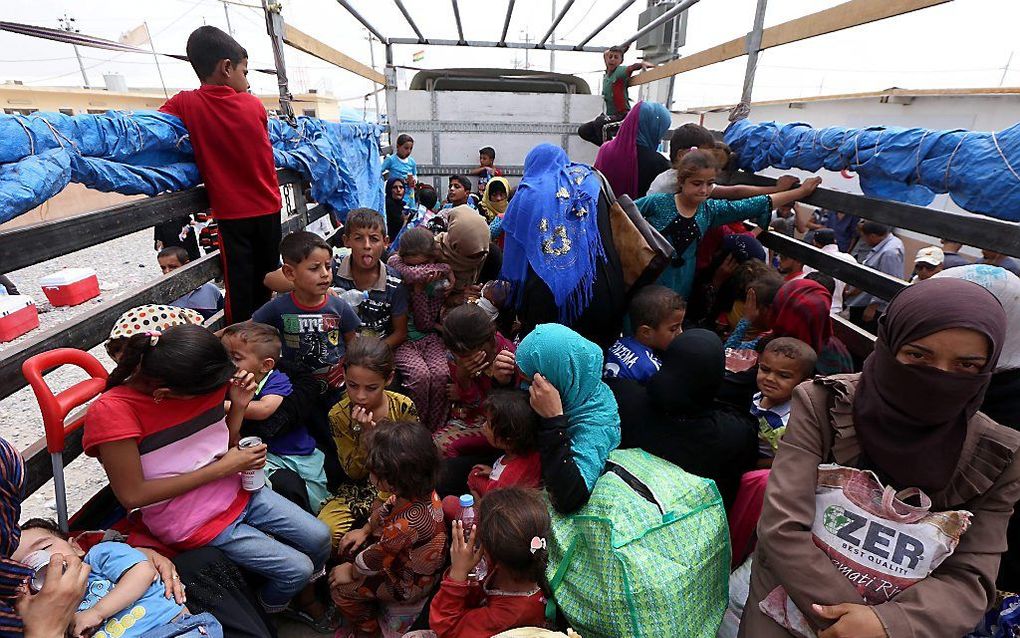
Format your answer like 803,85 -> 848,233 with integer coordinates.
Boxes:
105,304 -> 204,363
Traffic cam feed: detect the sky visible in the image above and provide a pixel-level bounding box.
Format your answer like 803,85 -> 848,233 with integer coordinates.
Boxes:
0,0 -> 1017,112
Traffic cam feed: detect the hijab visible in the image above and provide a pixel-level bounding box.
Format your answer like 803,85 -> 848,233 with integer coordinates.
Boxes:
853,277 -> 1007,492
435,205 -> 490,291
384,177 -> 407,240
721,233 -> 766,263
0,437 -> 31,637
515,324 -> 620,490
636,101 -> 671,152
480,177 -> 510,222
594,102 -> 642,199
647,329 -> 725,416
767,279 -> 834,354
934,264 -> 1020,371
500,144 -> 605,323
595,101 -> 671,199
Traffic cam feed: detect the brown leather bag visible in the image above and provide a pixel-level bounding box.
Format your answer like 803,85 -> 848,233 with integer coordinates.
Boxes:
597,172 -> 675,290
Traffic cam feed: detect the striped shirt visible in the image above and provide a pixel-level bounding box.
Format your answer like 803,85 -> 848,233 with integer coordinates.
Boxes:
84,386 -> 248,549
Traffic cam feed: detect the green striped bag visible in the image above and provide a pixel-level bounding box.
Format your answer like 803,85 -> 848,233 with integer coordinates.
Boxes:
546,448 -> 730,638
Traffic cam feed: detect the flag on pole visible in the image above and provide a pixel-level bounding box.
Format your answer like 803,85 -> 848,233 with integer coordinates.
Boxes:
412,50 -> 425,62
119,24 -> 149,46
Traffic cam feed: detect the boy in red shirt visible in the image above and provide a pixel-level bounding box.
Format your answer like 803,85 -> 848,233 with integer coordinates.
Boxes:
161,26 -> 282,322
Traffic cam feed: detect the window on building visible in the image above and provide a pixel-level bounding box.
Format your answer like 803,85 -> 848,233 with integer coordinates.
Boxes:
59,108 -> 75,116
87,109 -> 108,114
4,108 -> 38,115
303,109 -> 317,117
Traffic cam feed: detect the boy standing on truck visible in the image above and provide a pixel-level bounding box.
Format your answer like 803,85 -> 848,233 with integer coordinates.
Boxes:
577,45 -> 654,146
160,26 -> 282,323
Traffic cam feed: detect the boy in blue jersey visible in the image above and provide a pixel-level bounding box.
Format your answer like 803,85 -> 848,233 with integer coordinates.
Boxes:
604,285 -> 685,383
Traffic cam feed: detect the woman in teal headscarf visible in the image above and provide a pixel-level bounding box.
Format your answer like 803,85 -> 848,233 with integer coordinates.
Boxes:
516,324 -> 621,513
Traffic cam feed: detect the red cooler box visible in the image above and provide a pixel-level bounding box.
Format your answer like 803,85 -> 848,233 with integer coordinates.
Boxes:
0,295 -> 39,342
39,268 -> 100,307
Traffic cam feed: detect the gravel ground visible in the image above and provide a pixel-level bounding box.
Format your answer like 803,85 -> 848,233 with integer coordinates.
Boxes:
1,228 -> 162,522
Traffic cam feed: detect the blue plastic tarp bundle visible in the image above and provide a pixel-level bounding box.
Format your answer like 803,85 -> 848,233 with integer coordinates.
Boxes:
0,109 -> 383,225
724,118 -> 1020,222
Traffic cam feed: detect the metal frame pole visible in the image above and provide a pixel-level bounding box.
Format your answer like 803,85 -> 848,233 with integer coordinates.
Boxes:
262,0 -> 295,121
384,43 -> 399,148
575,0 -> 639,50
499,0 -> 516,46
51,453 -> 68,532
539,0 -> 574,46
451,0 -> 466,45
393,0 -> 427,43
618,0 -> 700,50
335,0 -> 388,43
739,0 -> 769,107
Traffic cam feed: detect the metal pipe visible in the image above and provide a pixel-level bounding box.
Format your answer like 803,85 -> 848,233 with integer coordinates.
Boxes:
451,0 -> 466,44
538,0 -> 574,47
388,37 -> 603,52
618,0 -> 700,50
392,0 -> 426,43
575,0 -> 639,50
262,0 -> 295,122
335,0 -> 387,43
499,0 -> 516,46
52,453 -> 68,532
739,0 -> 769,107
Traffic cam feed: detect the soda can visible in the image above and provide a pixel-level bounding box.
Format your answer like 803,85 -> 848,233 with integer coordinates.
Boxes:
238,436 -> 265,491
23,550 -> 52,593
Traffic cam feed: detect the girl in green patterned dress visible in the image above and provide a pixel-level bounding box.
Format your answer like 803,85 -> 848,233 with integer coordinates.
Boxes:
634,149 -> 822,299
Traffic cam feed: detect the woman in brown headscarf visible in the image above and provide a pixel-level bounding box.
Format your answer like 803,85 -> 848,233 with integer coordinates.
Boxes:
739,277 -> 1020,638
434,205 -> 491,304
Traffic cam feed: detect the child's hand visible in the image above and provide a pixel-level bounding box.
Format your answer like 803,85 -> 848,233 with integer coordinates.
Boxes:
712,254 -> 739,289
462,350 -> 489,378
351,405 -> 376,431
72,608 -> 105,638
339,526 -> 370,557
449,520 -> 483,583
490,350 -> 516,385
470,464 -> 492,480
328,563 -> 357,589
529,373 -> 564,418
220,442 -> 267,474
813,603 -> 887,638
775,175 -> 800,191
227,370 -> 257,409
406,174 -> 417,188
798,176 -> 822,196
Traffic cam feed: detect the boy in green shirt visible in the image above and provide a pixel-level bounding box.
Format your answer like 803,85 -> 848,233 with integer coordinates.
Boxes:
579,45 -> 654,145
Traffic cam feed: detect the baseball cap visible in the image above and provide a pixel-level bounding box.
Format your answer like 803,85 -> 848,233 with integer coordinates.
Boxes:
915,246 -> 945,267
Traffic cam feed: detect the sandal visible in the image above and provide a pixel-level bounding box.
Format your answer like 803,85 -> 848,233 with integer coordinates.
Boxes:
279,605 -> 336,634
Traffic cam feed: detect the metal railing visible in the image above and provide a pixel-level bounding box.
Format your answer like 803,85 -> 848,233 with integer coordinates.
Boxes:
2,169 -> 324,500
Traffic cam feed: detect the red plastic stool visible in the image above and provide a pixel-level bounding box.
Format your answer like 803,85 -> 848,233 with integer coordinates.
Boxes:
22,348 -> 108,532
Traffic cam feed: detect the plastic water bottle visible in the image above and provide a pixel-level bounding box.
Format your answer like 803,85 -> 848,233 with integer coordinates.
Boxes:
459,494 -> 488,581
339,288 -> 368,308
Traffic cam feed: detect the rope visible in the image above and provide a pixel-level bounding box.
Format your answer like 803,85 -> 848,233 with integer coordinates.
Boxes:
992,130 -> 1020,183
728,102 -> 750,123
12,116 -> 35,156
943,132 -> 969,191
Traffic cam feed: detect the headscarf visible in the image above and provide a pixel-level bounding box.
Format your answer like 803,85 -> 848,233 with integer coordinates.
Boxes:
108,304 -> 204,341
934,264 -> 1020,371
385,177 -> 407,240
595,101 -> 671,199
594,102 -> 642,199
767,279 -> 834,354
854,277 -> 1007,492
636,101 -> 671,152
435,205 -> 490,291
647,329 -> 725,416
480,177 -> 510,222
515,324 -> 620,490
0,437 -> 31,637
500,144 -> 604,323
